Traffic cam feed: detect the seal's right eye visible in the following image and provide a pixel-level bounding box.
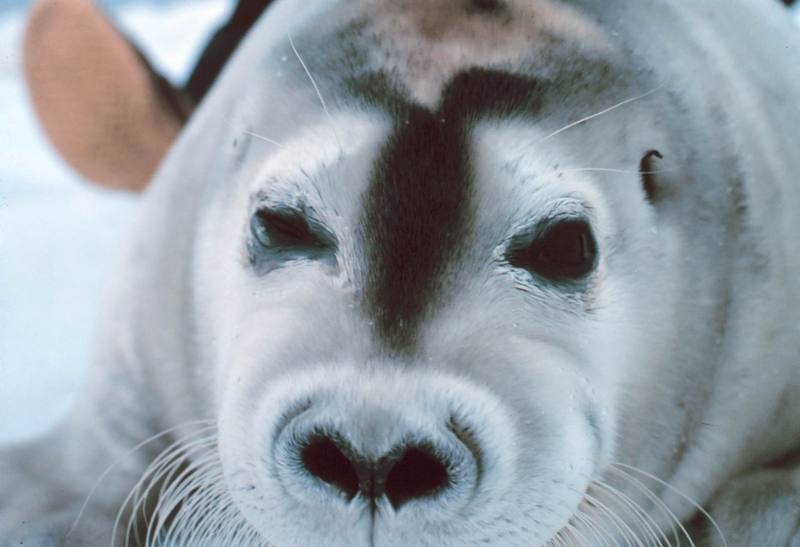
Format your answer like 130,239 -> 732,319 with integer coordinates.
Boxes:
250,208 -> 325,249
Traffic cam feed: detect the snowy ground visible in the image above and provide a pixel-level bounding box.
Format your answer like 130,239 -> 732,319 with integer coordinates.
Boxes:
0,0 -> 233,443
0,3 -> 799,444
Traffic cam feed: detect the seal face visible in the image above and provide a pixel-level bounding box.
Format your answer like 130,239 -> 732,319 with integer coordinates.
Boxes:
198,5 -> 638,542
3,0 -> 800,546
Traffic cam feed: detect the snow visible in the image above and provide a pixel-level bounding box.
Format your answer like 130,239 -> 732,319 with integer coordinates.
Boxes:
0,2 -> 798,444
0,0 -> 233,444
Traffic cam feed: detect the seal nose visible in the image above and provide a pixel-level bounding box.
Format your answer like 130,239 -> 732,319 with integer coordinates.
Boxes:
298,432 -> 451,508
299,434 -> 360,500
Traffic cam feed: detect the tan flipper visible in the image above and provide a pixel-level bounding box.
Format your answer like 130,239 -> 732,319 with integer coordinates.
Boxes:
23,0 -> 194,191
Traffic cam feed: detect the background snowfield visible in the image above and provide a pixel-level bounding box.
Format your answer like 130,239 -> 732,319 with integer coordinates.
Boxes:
0,0 -> 234,443
0,2 -> 798,444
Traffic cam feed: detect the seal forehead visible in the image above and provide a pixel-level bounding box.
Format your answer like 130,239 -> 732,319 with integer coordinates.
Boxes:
242,0 -> 625,353
352,0 -> 613,105
358,70 -> 545,352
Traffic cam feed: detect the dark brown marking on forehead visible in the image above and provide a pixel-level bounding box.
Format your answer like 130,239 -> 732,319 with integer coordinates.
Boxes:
356,69 -> 544,353
466,0 -> 509,16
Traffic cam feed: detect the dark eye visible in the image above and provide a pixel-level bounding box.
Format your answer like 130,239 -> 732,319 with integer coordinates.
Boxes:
250,208 -> 326,249
508,220 -> 597,281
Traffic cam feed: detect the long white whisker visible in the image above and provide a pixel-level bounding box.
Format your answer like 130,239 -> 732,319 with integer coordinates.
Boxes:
565,520 -> 594,547
556,524 -> 578,547
608,465 -> 696,547
560,167 -> 676,175
223,119 -> 285,149
66,418 -> 214,540
591,481 -> 669,547
145,444 -> 220,544
136,445 -> 196,544
288,29 -> 342,150
594,476 -> 672,546
572,507 -> 613,547
118,421 -> 266,547
613,462 -> 728,547
582,491 -> 640,547
605,466 -> 684,546
566,480 -> 631,547
243,129 -> 285,148
136,434 -> 217,544
149,453 -> 220,540
110,424 -> 216,546
537,86 -> 663,146
549,531 -> 567,547
168,479 -> 226,546
135,440 -> 212,546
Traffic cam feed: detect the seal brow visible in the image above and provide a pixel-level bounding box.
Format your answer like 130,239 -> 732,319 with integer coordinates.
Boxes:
536,85 -> 664,146
287,30 -> 341,150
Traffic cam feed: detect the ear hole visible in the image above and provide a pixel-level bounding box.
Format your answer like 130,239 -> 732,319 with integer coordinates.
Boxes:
23,0 -> 194,191
639,149 -> 663,203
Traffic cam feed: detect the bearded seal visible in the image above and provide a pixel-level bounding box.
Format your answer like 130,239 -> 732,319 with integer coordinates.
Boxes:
2,0 -> 800,545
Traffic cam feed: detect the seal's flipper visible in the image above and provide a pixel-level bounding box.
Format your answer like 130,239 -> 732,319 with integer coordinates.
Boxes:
23,0 -> 194,192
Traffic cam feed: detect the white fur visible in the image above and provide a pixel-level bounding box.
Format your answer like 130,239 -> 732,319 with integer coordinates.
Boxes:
2,0 -> 800,546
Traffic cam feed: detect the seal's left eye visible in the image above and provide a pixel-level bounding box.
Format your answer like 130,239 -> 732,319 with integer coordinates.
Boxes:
508,220 -> 598,281
250,208 -> 324,249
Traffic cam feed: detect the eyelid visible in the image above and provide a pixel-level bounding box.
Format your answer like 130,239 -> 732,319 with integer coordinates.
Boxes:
508,209 -> 591,249
250,203 -> 337,249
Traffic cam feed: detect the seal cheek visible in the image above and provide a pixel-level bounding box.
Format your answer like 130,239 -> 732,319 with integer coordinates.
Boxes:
584,403 -> 606,463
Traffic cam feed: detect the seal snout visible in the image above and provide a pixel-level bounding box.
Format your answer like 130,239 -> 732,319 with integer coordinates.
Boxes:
224,371 -> 518,544
269,385 -> 486,516
298,432 -> 452,509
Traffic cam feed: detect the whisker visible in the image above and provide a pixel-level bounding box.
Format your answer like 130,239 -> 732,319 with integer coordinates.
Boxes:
608,465 -> 696,547
553,522 -> 582,547
66,418 -> 214,540
114,419 -> 267,547
582,490 -> 640,547
567,481 -> 631,547
560,167 -> 676,175
590,481 -> 669,547
172,484 -> 229,545
222,119 -> 285,149
243,129 -> 285,148
111,426 -> 217,546
135,442 -> 211,545
146,453 -> 219,544
287,29 -> 342,150
537,86 -> 663,146
575,470 -> 659,547
121,429 -> 217,542
567,520 -> 595,547
604,466 -> 685,546
565,463 -> 712,547
143,441 -> 223,545
572,507 -> 614,547
612,462 -> 727,547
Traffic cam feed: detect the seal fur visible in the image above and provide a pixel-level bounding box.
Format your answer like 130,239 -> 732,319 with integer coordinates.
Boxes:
2,0 -> 800,545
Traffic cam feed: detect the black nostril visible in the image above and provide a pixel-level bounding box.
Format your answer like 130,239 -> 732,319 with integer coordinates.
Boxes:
297,435 -> 452,508
301,436 -> 360,500
384,445 -> 449,509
